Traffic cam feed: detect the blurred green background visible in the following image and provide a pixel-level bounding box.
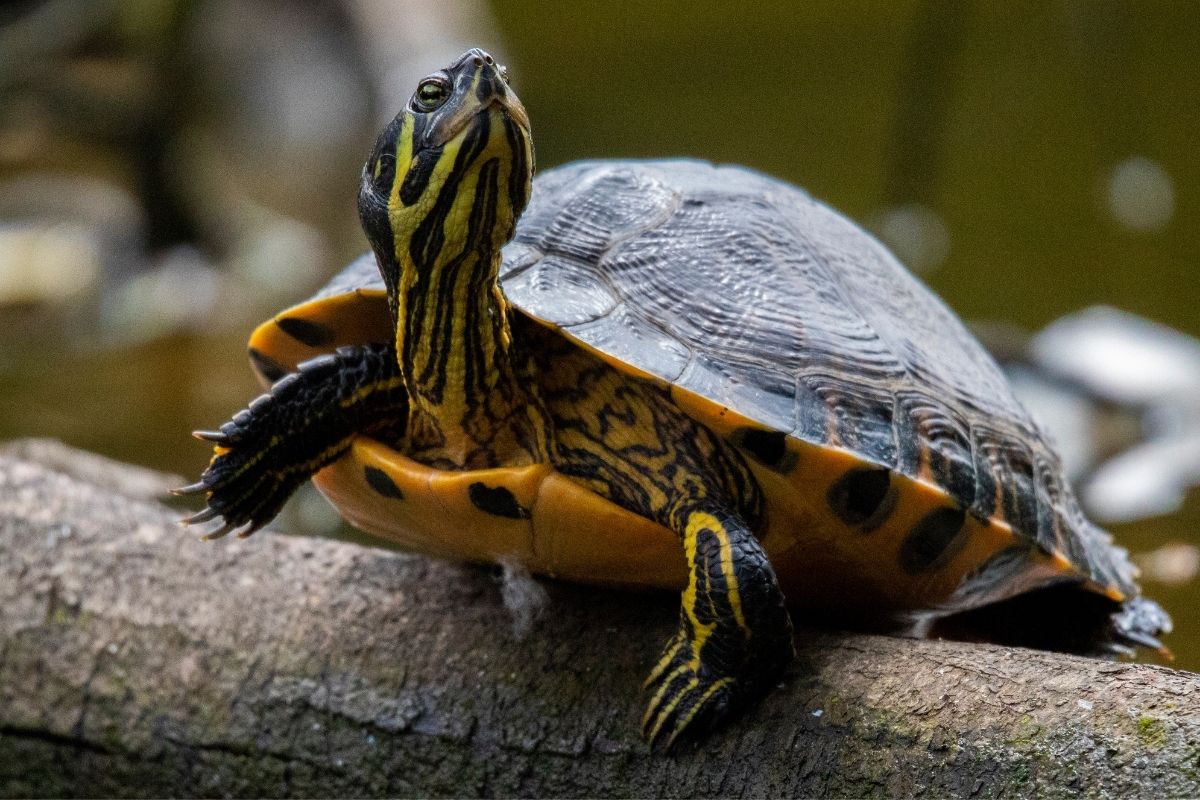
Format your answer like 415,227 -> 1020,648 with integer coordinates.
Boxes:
1,1 -> 1197,665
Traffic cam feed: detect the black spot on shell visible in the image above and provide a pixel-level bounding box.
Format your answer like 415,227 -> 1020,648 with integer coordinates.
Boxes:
468,482 -> 530,519
828,468 -> 896,530
900,506 -> 967,574
248,347 -> 288,383
277,317 -> 335,347
731,427 -> 797,473
364,466 -> 404,500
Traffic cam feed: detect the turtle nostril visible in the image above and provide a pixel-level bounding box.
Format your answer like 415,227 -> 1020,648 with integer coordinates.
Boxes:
484,54 -> 494,65
473,56 -> 483,67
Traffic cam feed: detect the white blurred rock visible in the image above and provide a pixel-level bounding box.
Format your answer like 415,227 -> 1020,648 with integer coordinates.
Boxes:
0,173 -> 145,309
1136,542 -> 1200,587
1085,434 -> 1200,523
0,222 -> 101,306
871,203 -> 950,274
1107,156 -> 1174,233
1013,306 -> 1200,522
1031,306 -> 1200,405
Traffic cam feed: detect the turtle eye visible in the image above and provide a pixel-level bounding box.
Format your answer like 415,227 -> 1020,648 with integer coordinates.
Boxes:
413,77 -> 450,112
499,65 -> 510,85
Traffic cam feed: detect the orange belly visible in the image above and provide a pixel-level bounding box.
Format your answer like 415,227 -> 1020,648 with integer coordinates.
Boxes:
315,437 -> 685,590
314,436 -> 1083,618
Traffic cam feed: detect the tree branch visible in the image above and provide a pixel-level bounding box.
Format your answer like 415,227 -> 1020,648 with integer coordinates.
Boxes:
1,441 -> 1197,797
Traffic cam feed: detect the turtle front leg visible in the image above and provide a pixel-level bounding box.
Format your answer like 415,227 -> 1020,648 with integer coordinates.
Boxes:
643,505 -> 795,748
177,343 -> 407,538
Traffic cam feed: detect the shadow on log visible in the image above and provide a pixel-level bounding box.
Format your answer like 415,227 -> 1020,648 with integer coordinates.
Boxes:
1,440 -> 1198,797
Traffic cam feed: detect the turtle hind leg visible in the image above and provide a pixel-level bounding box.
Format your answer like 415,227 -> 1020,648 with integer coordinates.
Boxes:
1110,596 -> 1172,656
642,507 -> 795,749
178,343 -> 407,538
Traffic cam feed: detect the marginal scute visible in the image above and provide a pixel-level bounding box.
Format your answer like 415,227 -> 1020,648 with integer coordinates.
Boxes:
312,252 -> 381,300
827,467 -> 895,529
976,433 -> 1038,536
899,506 -> 967,574
364,466 -> 405,500
564,304 -> 691,385
468,482 -> 531,519
729,427 -> 796,473
248,347 -> 288,383
893,391 -> 974,504
673,356 -> 795,434
277,316 -> 335,348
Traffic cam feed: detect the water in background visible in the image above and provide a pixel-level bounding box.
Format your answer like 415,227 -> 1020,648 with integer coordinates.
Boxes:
1,1 -> 1197,665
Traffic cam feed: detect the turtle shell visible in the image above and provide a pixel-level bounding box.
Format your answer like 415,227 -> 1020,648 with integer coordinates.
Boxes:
247,159 -> 1139,612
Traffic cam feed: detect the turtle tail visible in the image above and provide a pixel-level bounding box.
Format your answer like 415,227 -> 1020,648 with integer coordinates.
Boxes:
176,343 -> 407,539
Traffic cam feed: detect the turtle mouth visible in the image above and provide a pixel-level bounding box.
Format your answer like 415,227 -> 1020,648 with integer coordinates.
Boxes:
437,96 -> 529,150
491,95 -> 531,133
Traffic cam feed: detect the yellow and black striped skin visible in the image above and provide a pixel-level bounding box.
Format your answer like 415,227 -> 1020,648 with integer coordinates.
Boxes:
186,48 -> 1170,747
358,49 -> 545,472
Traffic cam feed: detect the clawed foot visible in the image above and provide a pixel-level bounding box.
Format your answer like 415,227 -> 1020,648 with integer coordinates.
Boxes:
175,355 -> 348,539
640,608 -> 795,750
642,631 -> 738,749
174,393 -> 321,539
176,345 -> 406,540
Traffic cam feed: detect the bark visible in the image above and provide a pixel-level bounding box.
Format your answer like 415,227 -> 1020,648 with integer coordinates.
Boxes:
1,440 -> 1197,799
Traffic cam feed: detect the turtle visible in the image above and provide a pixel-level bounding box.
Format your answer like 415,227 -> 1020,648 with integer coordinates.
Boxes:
180,48 -> 1171,747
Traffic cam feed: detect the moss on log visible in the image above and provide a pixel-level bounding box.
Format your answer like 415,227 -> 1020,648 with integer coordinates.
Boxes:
1,441 -> 1198,798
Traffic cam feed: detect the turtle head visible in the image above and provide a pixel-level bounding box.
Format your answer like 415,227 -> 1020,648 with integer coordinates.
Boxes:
358,48 -> 533,310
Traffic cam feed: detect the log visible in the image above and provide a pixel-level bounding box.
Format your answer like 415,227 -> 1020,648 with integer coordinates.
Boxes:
1,440 -> 1198,798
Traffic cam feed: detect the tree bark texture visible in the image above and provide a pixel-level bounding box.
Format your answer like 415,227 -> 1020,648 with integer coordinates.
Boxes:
1,441 -> 1198,798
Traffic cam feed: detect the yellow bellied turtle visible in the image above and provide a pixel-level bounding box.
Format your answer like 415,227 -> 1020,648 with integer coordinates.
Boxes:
181,48 -> 1170,747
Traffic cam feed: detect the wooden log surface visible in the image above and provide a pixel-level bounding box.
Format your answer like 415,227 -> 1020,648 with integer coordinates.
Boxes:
1,440 -> 1198,798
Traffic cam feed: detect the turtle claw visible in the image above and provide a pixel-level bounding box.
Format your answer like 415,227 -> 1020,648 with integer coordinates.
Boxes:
182,500 -> 254,541
181,445 -> 292,541
236,519 -> 270,539
180,424 -> 289,540
1122,630 -> 1166,653
181,343 -> 405,545
200,519 -> 240,541
172,481 -> 209,497
182,506 -> 220,525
